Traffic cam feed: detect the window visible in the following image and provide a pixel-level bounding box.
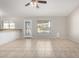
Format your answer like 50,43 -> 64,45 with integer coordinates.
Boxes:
3,21 -> 15,29
3,22 -> 9,29
37,20 -> 50,33
9,23 -> 15,29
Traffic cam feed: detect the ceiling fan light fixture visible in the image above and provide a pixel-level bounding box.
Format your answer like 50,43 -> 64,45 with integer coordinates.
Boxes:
25,0 -> 47,8
30,2 -> 37,7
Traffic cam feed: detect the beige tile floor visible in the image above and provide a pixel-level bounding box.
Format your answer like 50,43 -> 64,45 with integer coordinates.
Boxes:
0,38 -> 79,58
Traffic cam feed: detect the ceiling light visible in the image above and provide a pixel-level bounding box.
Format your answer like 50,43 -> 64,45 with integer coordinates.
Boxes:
30,2 -> 37,7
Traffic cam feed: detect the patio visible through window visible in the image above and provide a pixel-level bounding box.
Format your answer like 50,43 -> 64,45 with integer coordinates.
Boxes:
37,20 -> 50,33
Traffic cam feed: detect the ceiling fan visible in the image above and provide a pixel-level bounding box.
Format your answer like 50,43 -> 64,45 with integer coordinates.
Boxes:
25,0 -> 47,8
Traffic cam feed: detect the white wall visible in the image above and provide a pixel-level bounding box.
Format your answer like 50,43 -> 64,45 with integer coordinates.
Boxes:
68,7 -> 79,43
0,16 -> 67,39
12,16 -> 67,39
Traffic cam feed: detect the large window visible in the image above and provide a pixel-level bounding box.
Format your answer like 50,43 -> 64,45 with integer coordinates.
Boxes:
37,20 -> 50,33
3,21 -> 15,29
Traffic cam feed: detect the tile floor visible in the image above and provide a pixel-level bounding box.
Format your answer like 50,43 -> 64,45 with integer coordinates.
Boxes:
0,38 -> 79,58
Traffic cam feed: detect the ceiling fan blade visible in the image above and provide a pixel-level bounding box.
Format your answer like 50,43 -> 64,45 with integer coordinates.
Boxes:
38,1 -> 47,4
25,3 -> 30,6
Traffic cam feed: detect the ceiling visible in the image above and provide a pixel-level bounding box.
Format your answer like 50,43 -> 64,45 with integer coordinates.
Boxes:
0,0 -> 79,16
